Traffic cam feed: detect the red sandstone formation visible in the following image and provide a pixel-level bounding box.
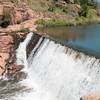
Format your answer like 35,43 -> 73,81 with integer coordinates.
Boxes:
0,0 -> 41,80
0,35 -> 13,76
0,19 -> 38,33
0,32 -> 27,80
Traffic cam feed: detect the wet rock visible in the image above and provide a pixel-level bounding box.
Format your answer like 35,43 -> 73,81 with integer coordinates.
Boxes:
7,64 -> 24,77
16,32 -> 26,38
16,65 -> 24,72
26,33 -> 41,57
80,93 -> 100,100
0,67 -> 4,76
7,64 -> 16,77
14,71 -> 27,81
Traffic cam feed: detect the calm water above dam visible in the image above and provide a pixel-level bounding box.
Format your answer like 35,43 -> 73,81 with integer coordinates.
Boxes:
37,24 -> 100,58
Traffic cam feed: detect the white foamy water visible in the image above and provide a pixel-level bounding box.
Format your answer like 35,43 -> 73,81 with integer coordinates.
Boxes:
11,33 -> 100,100
16,32 -> 33,72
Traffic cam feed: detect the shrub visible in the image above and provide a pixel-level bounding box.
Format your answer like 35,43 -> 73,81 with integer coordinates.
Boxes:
48,6 -> 54,12
10,0 -> 18,3
87,9 -> 97,18
62,7 -> 68,13
79,4 -> 89,17
0,11 -> 11,28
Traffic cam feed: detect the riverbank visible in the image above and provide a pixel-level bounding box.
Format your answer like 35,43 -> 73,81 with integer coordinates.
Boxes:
35,16 -> 100,27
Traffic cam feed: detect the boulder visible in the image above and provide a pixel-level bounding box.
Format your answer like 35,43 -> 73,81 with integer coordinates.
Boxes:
80,93 -> 100,100
15,65 -> 24,72
7,64 -> 24,79
14,71 -> 27,81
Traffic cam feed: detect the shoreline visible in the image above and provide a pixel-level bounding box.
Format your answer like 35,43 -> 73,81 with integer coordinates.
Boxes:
36,17 -> 100,27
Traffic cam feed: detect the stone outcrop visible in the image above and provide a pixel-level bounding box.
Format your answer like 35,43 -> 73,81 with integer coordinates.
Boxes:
0,0 -> 41,80
0,2 -> 42,33
0,33 -> 26,80
0,18 -> 37,33
0,0 -> 41,27
6,31 -> 28,81
80,93 -> 100,100
0,34 -> 13,76
10,7 -> 37,25
0,0 -> 44,80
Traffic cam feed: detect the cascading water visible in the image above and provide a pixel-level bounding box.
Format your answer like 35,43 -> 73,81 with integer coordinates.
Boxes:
3,32 -> 100,100
16,32 -> 33,71
27,38 -> 100,100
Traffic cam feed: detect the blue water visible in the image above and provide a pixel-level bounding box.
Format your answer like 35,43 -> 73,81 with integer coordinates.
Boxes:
97,0 -> 100,2
38,24 -> 100,58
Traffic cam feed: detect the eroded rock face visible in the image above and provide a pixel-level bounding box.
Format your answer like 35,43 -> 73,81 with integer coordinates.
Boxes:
6,32 -> 28,80
0,0 -> 40,80
7,64 -> 25,79
0,1 -> 39,26
80,93 -> 100,100
10,6 -> 40,25
0,35 -> 13,76
0,32 -> 27,80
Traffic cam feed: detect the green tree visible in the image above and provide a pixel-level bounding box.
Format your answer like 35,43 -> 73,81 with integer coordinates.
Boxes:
74,0 -> 80,4
79,0 -> 88,5
79,4 -> 89,17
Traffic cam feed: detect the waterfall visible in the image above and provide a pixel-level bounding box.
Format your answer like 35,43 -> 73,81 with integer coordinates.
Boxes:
16,32 -> 33,72
11,32 -> 100,100
27,38 -> 100,100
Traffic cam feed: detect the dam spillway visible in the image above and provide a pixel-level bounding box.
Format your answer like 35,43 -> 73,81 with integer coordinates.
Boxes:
1,32 -> 100,100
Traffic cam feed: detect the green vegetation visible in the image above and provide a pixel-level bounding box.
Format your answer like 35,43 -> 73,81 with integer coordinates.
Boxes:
36,14 -> 100,27
10,0 -> 18,3
27,0 -> 100,27
79,4 -> 89,17
36,19 -> 75,27
0,10 -> 11,28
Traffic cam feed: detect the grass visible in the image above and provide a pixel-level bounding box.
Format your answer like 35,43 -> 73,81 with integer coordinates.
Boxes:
36,16 -> 100,27
27,0 -> 50,12
35,19 -> 74,27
